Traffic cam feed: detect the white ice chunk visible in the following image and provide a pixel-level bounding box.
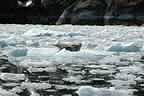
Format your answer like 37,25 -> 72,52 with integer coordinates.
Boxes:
27,47 -> 59,58
77,86 -> 131,96
106,42 -> 142,52
140,45 -> 144,52
0,40 -> 7,48
8,48 -> 28,57
66,32 -> 82,37
23,28 -> 51,37
20,60 -> 56,68
52,49 -> 114,63
23,28 -> 82,38
8,48 -> 28,64
6,34 -> 26,47
8,47 -> 59,64
50,31 -> 82,37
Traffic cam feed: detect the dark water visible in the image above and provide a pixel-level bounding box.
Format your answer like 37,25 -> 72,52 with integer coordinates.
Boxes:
0,54 -> 144,96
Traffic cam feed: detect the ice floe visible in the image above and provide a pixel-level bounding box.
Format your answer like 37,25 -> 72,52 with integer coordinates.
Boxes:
7,47 -> 60,65
52,49 -> 114,64
106,42 -> 142,52
77,86 -> 131,96
22,28 -> 82,38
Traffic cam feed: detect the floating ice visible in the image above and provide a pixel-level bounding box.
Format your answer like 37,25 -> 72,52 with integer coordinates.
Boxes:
52,49 -> 114,63
8,48 -> 28,64
66,32 -> 83,37
22,28 -> 51,37
8,47 -> 60,65
23,28 -> 82,38
9,48 -> 28,57
50,31 -> 82,37
140,45 -> 144,52
5,34 -> 26,47
0,73 -> 25,82
21,82 -> 51,90
0,33 -> 15,48
0,87 -> 19,96
7,46 -> 113,65
0,40 -> 7,48
25,40 -> 40,47
27,47 -> 59,58
106,42 -> 142,52
20,59 -> 57,69
77,86 -> 131,96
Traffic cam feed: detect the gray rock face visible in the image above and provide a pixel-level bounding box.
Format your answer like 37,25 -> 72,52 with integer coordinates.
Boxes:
56,0 -> 107,25
1,0 -> 144,25
105,0 -> 144,25
57,0 -> 144,25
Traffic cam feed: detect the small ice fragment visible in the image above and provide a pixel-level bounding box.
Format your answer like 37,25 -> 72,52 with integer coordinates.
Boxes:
106,42 -> 141,52
20,59 -> 56,68
23,28 -> 51,37
8,48 -> 28,65
23,28 -> 82,38
0,87 -> 19,96
140,45 -> 144,52
9,48 -> 28,57
77,86 -> 131,96
0,40 -> 7,48
27,47 -> 59,57
0,73 -> 25,82
67,32 -> 82,37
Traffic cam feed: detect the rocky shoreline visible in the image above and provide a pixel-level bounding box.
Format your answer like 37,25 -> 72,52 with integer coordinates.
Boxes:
0,0 -> 144,25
